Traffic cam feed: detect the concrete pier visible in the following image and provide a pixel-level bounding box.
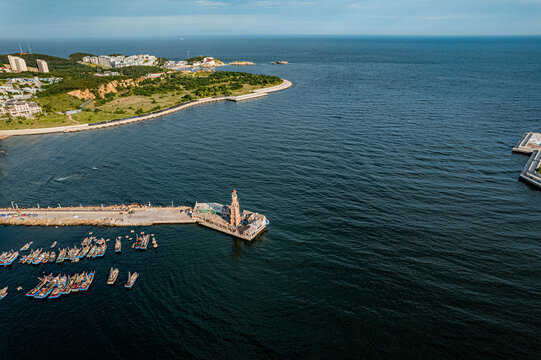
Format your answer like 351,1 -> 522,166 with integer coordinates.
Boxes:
512,132 -> 541,154
0,202 -> 268,241
519,150 -> 541,188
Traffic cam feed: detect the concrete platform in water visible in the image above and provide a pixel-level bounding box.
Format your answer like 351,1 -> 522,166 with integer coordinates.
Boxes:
512,132 -> 541,154
513,132 -> 541,189
519,150 -> 541,189
0,192 -> 268,241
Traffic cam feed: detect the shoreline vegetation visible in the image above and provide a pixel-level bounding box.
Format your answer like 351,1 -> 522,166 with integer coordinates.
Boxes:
0,52 -> 290,135
0,79 -> 292,139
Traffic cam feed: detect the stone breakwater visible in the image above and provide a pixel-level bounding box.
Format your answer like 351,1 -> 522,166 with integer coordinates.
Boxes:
0,79 -> 292,139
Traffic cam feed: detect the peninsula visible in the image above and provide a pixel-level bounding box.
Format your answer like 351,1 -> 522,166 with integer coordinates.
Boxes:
0,52 -> 291,137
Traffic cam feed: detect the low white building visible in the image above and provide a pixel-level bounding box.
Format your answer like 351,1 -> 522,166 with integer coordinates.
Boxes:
6,101 -> 42,117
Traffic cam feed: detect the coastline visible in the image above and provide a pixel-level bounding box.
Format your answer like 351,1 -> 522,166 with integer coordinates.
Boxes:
0,79 -> 292,139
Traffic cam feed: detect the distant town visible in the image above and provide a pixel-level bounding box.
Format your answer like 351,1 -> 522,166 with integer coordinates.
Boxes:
0,53 -> 237,120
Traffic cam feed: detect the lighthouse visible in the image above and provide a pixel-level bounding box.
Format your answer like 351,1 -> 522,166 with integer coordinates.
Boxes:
230,189 -> 241,227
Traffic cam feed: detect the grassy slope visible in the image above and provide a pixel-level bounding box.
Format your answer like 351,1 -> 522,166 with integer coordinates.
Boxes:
0,73 -> 281,130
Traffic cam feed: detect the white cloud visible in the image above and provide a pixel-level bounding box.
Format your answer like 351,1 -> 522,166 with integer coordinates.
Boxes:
255,1 -> 281,6
255,1 -> 313,7
348,2 -> 380,9
195,0 -> 226,6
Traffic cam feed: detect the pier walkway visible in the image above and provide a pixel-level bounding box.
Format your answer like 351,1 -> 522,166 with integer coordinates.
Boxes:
0,203 -> 268,241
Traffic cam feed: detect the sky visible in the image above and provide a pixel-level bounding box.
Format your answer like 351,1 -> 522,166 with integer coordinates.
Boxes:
1,0 -> 540,37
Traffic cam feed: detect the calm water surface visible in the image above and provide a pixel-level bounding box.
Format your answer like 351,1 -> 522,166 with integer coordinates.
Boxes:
0,37 -> 540,358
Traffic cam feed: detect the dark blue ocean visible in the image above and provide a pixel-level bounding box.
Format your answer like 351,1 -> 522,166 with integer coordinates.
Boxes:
0,36 -> 540,359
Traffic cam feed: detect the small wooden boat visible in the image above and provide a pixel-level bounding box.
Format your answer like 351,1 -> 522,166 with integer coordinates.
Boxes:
125,272 -> 138,289
115,238 -> 121,253
50,241 -> 57,248
0,287 -> 8,300
107,268 -> 119,285
20,242 -> 31,251
152,238 -> 158,249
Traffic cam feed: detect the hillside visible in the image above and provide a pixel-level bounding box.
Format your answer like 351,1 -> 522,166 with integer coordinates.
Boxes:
0,53 -> 90,71
68,52 -> 96,61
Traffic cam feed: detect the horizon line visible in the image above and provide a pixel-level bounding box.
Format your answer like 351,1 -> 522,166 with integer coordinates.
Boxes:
1,34 -> 541,41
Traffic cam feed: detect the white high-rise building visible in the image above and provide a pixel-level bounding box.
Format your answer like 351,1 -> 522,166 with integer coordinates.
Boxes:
7,55 -> 27,72
98,56 -> 112,67
36,59 -> 49,73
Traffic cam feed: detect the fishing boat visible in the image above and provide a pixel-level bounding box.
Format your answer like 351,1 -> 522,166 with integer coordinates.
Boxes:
125,272 -> 139,289
87,246 -> 97,258
1,251 -> 19,266
49,275 -> 67,299
50,241 -> 57,248
49,251 -> 56,263
56,249 -> 66,263
26,274 -> 52,297
71,273 -> 84,292
97,241 -> 107,257
67,247 -> 79,261
77,246 -> 89,259
79,271 -> 95,291
32,252 -> 45,265
34,275 -> 59,299
20,242 -> 32,251
115,238 -> 121,253
134,234 -> 150,250
107,268 -> 119,285
27,249 -> 41,264
81,237 -> 92,247
0,287 -> 7,300
62,275 -> 75,295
